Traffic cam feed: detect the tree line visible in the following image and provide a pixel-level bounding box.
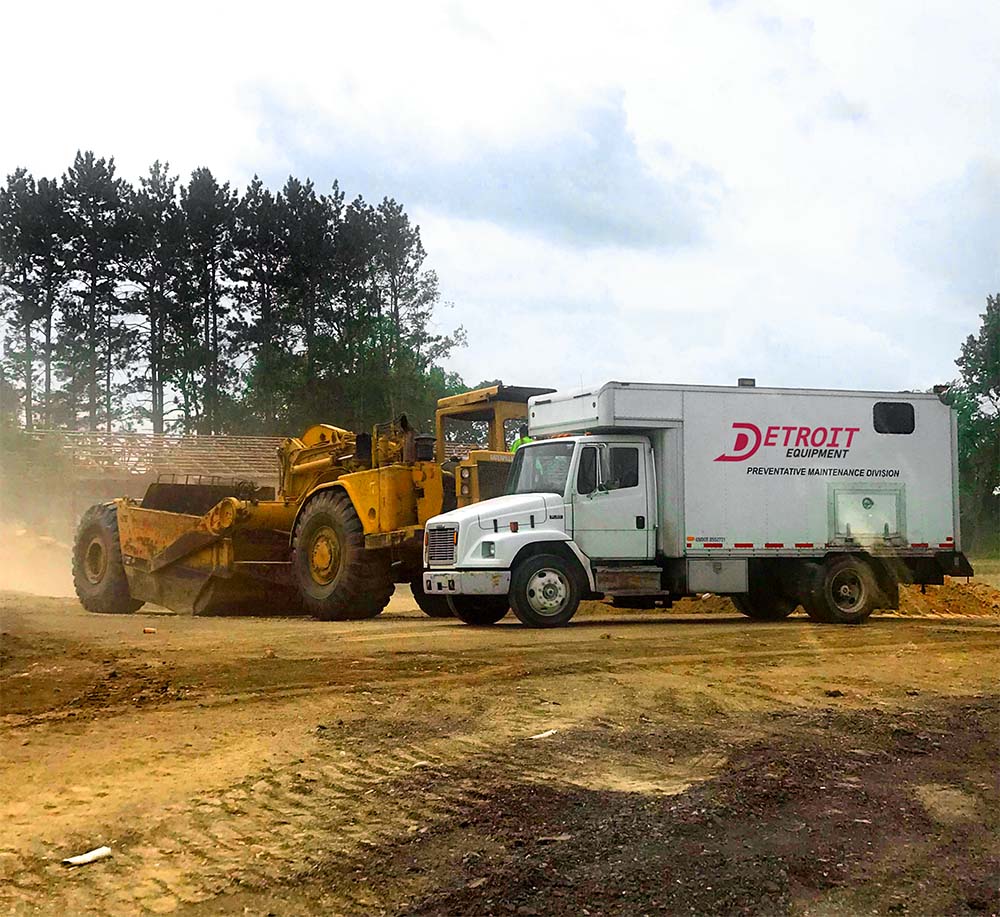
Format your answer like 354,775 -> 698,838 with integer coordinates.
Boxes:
0,152 -> 465,436
0,153 -> 995,551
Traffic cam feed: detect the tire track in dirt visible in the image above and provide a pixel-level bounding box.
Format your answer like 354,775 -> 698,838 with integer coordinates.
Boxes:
6,631 -> 997,731
3,601 -> 999,915
0,681 -> 633,914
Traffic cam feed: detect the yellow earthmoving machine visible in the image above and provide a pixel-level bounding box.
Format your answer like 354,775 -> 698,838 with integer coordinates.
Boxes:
71,384 -> 552,620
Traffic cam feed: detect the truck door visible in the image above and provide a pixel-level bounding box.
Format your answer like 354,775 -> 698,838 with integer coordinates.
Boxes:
572,442 -> 652,560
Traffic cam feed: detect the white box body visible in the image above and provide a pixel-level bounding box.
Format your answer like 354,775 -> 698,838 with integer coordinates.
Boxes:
528,382 -> 960,558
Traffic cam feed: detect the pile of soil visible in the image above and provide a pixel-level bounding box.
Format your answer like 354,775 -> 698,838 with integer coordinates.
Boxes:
588,577 -> 1000,619
897,578 -> 1000,617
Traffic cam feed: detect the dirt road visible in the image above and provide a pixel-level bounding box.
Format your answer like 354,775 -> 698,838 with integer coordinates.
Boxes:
2,585 -> 999,916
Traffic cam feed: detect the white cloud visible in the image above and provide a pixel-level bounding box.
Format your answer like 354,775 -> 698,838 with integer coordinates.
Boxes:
2,0 -> 996,396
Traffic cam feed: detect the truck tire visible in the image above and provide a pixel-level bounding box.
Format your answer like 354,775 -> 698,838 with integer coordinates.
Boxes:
731,593 -> 796,621
292,491 -> 394,621
447,595 -> 509,625
72,504 -> 144,615
509,554 -> 582,628
410,574 -> 453,618
804,556 -> 878,625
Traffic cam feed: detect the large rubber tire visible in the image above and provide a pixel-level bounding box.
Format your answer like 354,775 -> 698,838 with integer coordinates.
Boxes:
447,595 -> 510,625
410,573 -> 453,618
292,491 -> 394,621
804,555 -> 879,625
731,592 -> 797,621
509,553 -> 582,628
72,504 -> 144,615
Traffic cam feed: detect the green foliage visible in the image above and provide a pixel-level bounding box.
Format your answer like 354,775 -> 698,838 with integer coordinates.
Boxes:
59,151 -> 134,432
0,152 -> 466,440
948,294 -> 1000,555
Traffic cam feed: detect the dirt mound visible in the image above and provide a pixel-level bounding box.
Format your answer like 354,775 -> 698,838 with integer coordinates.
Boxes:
584,578 -> 1000,619
897,578 -> 1000,617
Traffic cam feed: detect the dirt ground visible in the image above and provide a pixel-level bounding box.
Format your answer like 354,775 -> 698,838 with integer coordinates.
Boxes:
2,577 -> 1000,916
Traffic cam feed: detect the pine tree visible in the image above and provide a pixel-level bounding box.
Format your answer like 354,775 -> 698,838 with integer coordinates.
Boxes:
0,169 -> 40,429
31,177 -> 69,428
125,162 -> 186,433
230,176 -> 290,432
60,151 -> 130,431
282,177 -> 338,425
181,168 -> 236,434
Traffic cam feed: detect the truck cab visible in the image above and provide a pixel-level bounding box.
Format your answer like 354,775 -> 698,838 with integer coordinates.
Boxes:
424,435 -> 661,626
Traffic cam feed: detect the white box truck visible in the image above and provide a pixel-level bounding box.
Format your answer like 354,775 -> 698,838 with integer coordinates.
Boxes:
422,380 -> 974,627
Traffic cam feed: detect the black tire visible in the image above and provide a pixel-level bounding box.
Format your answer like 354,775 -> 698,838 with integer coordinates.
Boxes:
292,490 -> 394,621
447,595 -> 510,625
804,555 -> 879,624
731,592 -> 797,621
72,503 -> 144,615
410,573 -> 453,618
509,553 -> 581,628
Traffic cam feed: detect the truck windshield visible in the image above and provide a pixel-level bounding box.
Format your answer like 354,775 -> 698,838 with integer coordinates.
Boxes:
506,442 -> 575,495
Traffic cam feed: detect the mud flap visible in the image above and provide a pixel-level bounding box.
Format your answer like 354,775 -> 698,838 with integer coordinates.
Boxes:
936,551 -> 974,578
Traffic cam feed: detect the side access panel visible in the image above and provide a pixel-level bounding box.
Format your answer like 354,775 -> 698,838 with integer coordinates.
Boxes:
687,558 -> 748,594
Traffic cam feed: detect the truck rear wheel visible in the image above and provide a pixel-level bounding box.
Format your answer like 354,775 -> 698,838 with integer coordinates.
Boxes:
410,574 -> 453,618
804,556 -> 878,624
72,504 -> 144,615
292,491 -> 394,621
509,554 -> 581,627
447,595 -> 509,625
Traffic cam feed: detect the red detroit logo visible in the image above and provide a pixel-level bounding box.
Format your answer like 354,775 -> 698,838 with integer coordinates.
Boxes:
714,422 -> 860,462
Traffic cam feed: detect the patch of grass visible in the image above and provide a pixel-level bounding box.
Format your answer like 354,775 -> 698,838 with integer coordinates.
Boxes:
970,556 -> 1000,589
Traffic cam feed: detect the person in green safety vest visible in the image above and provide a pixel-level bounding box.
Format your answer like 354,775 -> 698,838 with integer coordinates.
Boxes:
510,423 -> 532,452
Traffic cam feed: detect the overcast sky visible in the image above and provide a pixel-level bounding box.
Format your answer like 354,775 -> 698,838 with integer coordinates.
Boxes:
3,0 -> 997,393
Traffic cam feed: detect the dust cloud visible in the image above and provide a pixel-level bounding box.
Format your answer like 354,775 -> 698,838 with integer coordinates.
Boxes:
0,523 -> 75,597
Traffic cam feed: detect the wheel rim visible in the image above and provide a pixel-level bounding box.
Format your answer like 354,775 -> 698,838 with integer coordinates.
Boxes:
525,567 -> 570,616
830,568 -> 866,613
84,536 -> 108,585
308,525 -> 342,586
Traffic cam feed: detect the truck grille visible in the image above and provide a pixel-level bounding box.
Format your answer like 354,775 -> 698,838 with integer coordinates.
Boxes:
427,525 -> 457,565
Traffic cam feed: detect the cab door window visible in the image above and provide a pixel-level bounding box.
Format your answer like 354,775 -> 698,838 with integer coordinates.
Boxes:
577,445 -> 598,494
605,447 -> 639,490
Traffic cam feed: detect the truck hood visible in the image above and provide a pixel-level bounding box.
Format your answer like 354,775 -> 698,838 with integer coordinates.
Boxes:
430,493 -> 562,532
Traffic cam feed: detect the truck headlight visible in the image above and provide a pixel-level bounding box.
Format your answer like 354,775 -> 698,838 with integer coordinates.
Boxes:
460,467 -> 471,479
461,484 -> 470,496
482,541 -> 495,558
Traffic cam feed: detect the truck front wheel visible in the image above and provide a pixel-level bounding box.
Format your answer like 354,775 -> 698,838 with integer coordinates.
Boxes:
804,556 -> 878,624
447,595 -> 509,625
509,554 -> 581,627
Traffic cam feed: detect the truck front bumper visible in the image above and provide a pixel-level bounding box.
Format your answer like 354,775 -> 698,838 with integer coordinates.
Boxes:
423,570 -> 511,596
